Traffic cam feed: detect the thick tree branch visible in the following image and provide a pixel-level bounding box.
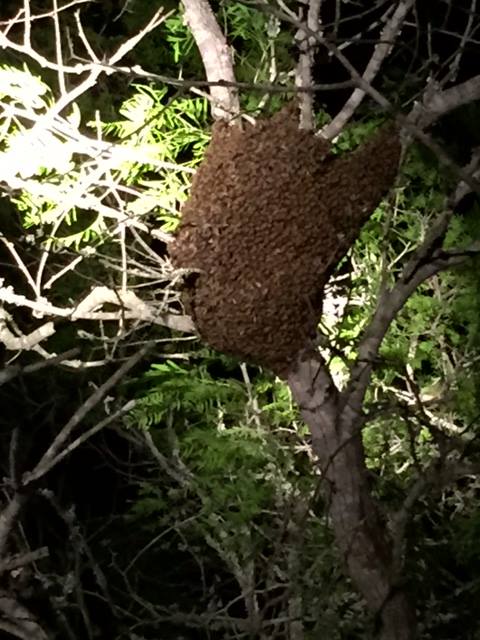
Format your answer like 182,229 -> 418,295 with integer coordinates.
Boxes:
0,308 -> 55,351
180,0 -> 240,119
295,0 -> 323,130
410,74 -> 480,129
346,244 -> 477,419
0,285 -> 195,335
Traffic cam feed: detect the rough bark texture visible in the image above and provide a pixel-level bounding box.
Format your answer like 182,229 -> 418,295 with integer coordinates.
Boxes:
170,105 -> 400,375
181,0 -> 239,119
288,349 -> 417,640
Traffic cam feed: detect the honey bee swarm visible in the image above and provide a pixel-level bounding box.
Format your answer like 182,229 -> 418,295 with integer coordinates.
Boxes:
170,105 -> 400,375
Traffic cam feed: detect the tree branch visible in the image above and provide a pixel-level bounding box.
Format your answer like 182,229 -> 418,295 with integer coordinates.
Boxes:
0,592 -> 47,640
22,344 -> 152,486
0,547 -> 49,575
409,74 -> 480,129
0,349 -> 80,386
321,0 -> 415,139
181,0 -> 240,120
23,400 -> 136,483
295,0 -> 323,130
0,494 -> 27,560
287,349 -> 417,639
0,285 -> 196,335
346,243 -> 476,419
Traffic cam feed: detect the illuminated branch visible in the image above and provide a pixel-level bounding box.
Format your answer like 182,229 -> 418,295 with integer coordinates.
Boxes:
180,0 -> 240,120
0,285 -> 196,336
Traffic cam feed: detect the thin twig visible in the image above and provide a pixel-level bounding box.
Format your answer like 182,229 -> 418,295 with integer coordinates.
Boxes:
321,0 -> 415,139
31,400 -> 137,479
0,235 -> 38,296
23,0 -> 31,46
0,348 -> 81,386
23,344 -> 152,485
0,0 -> 90,26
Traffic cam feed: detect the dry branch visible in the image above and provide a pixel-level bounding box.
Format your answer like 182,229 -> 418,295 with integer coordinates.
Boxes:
0,547 -> 49,575
0,494 -> 27,559
0,592 -> 47,640
321,0 -> 415,139
0,285 -> 195,337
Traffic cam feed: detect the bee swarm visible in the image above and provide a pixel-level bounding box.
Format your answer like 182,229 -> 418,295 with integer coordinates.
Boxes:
170,105 -> 400,375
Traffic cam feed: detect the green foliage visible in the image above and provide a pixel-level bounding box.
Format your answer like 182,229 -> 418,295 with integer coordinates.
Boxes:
100,85 -> 209,231
332,118 -> 384,153
129,359 -> 246,429
256,376 -> 300,427
131,361 -> 266,523
163,12 -> 196,64
126,356 -> 356,633
223,3 -> 293,114
121,1 -> 205,79
0,62 -> 209,244
181,425 -> 288,524
222,3 -> 292,80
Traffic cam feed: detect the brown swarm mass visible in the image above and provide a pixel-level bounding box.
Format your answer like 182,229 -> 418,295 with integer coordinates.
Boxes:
170,105 -> 400,375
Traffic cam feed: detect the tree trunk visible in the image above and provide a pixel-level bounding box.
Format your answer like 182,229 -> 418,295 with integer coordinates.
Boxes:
288,350 -> 417,640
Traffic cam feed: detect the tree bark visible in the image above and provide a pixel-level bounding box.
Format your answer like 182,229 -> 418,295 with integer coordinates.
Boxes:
181,0 -> 240,119
288,349 -> 417,640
